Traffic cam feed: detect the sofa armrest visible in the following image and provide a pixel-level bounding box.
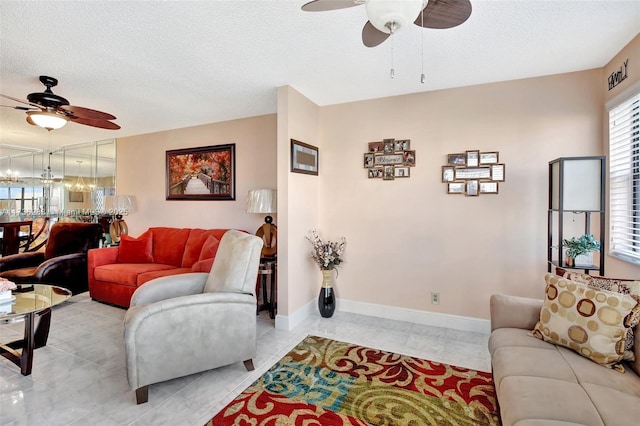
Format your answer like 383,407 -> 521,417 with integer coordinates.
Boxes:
33,253 -> 86,280
88,246 -> 119,268
0,251 -> 45,272
490,294 -> 543,332
130,273 -> 209,307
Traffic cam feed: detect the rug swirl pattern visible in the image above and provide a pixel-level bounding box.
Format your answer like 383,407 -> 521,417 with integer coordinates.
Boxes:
208,335 -> 499,425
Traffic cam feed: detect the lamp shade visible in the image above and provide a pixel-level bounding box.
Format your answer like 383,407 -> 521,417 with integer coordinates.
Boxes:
246,189 -> 277,214
365,0 -> 425,34
105,195 -> 136,214
26,111 -> 68,130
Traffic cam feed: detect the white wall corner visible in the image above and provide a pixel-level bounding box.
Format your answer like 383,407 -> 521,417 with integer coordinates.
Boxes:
274,299 -> 315,330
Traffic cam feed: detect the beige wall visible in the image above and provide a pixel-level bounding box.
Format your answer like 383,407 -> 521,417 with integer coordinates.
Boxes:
115,114 -> 277,236
602,33 -> 640,279
318,70 -> 604,319
277,86 -> 321,318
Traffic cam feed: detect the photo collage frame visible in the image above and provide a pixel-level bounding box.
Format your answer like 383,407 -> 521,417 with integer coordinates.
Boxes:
364,138 -> 415,181
442,150 -> 504,196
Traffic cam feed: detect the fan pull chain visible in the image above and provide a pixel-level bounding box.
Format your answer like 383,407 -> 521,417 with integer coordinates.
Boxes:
390,30 -> 395,79
420,9 -> 425,84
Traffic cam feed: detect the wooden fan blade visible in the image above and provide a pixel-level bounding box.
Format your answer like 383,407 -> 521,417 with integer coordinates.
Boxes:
1,104 -> 38,111
414,0 -> 472,29
59,105 -> 116,120
362,21 -> 390,47
302,0 -> 361,12
0,93 -> 44,109
69,116 -> 120,130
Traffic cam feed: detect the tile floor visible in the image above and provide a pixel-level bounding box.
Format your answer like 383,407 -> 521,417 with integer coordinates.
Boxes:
0,293 -> 491,425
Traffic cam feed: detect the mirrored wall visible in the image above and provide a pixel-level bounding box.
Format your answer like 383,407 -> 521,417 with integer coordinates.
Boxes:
0,139 -> 116,220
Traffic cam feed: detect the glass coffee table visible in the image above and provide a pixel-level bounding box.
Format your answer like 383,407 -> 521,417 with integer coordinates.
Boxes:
0,284 -> 71,375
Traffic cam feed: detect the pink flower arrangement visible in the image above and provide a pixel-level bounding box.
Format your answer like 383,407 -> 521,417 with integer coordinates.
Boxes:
306,230 -> 346,272
0,278 -> 17,292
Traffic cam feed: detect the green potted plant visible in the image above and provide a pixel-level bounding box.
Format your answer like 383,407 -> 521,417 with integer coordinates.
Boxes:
562,234 -> 600,267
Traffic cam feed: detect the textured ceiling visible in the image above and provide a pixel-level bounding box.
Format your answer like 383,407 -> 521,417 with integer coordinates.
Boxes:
1,0 -> 639,150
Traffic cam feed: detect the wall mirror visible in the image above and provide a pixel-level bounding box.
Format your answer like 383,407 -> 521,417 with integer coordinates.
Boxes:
0,139 -> 116,219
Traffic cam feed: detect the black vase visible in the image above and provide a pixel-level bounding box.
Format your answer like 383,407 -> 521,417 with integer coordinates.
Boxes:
318,269 -> 335,318
318,286 -> 335,318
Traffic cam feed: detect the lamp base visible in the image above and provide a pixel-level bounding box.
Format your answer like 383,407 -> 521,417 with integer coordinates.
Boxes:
256,222 -> 277,258
109,219 -> 129,244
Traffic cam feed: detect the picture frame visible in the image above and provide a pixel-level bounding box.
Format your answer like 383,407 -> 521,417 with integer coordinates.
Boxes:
448,182 -> 465,194
466,150 -> 479,167
394,139 -> 410,152
491,164 -> 506,181
394,166 -> 410,178
383,139 -> 395,154
368,168 -> 383,179
479,152 -> 499,164
447,153 -> 466,166
166,143 -> 236,201
403,150 -> 416,167
363,153 -> 374,168
69,191 -> 83,202
466,180 -> 479,197
368,141 -> 384,153
442,166 -> 454,182
374,154 -> 404,166
454,167 -> 491,180
480,181 -> 499,194
383,165 -> 395,180
291,139 -> 319,176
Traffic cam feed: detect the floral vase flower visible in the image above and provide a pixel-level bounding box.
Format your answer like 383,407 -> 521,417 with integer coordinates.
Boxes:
307,230 -> 346,318
0,278 -> 17,302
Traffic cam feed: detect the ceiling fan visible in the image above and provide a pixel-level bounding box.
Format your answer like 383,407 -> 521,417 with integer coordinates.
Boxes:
0,75 -> 120,131
302,0 -> 472,47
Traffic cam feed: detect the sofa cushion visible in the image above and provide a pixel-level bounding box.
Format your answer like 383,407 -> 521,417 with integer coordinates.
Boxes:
488,327 -> 555,357
94,263 -> 176,286
581,383 -> 640,425
191,258 -> 215,273
199,235 -> 220,259
532,273 -> 638,369
117,231 -> 153,263
137,267 -> 193,285
497,376 -> 604,426
149,227 -> 191,266
180,229 -> 227,268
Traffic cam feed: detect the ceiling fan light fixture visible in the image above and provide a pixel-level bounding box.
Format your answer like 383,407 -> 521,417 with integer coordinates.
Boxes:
365,0 -> 426,34
27,111 -> 68,130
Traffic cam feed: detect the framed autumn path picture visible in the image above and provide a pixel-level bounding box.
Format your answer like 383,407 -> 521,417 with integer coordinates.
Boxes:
166,143 -> 236,200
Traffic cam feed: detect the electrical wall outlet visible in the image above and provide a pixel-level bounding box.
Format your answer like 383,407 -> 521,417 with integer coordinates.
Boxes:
431,292 -> 440,305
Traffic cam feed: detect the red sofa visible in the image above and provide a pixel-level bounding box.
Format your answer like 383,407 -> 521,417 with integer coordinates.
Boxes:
88,227 -> 231,308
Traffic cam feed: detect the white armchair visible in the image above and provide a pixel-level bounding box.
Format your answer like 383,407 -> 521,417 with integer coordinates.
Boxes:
123,230 -> 263,404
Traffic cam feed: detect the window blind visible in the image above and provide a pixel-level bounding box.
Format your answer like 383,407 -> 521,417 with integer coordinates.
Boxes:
609,92 -> 640,263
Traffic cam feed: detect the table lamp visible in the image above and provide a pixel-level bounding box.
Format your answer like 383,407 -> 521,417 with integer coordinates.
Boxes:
105,195 -> 135,244
246,189 -> 277,258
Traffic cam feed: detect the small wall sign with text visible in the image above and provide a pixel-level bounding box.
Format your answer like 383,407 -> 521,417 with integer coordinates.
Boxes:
364,138 -> 415,180
442,150 -> 505,196
608,59 -> 628,91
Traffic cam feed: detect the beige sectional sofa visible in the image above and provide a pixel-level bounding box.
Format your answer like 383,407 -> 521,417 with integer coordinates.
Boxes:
489,294 -> 640,425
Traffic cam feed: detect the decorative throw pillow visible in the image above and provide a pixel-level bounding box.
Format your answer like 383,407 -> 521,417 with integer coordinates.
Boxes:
532,273 -> 639,370
553,269 -> 640,358
199,235 -> 220,261
191,258 -> 215,273
117,231 -> 154,263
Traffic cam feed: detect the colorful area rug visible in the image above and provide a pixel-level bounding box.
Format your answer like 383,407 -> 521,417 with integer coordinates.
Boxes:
207,335 -> 500,425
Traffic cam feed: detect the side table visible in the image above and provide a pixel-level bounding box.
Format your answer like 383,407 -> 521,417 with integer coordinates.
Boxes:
256,257 -> 277,319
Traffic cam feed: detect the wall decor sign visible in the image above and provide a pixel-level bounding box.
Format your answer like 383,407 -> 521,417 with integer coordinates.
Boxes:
608,59 -> 628,91
166,143 -> 235,201
291,139 -> 319,175
364,138 -> 415,181
442,150 -> 504,196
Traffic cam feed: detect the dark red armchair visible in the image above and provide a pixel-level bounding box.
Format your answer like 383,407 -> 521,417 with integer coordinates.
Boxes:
0,222 -> 103,295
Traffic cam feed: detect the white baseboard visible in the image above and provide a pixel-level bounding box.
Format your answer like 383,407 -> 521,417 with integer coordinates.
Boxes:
275,297 -> 491,334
